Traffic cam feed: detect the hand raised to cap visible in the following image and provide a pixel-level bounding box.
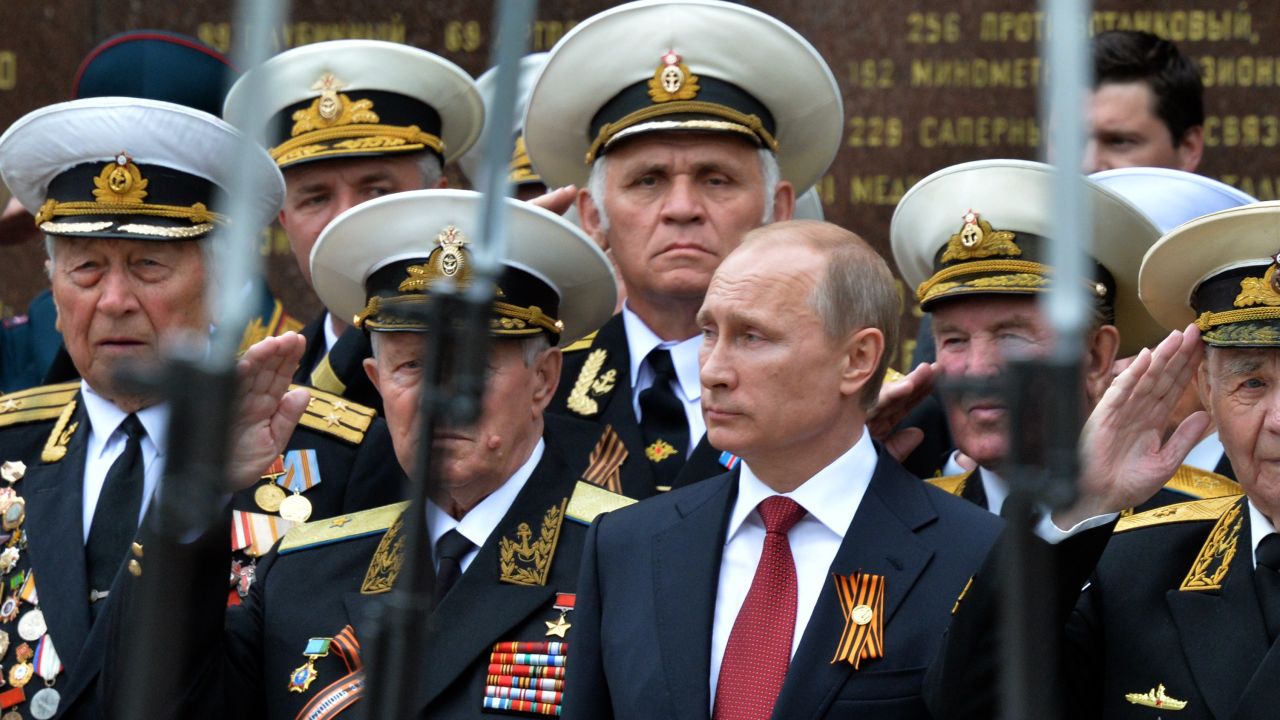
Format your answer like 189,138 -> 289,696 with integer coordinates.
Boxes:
1060,324 -> 1211,529
867,361 -> 938,461
228,332 -> 310,491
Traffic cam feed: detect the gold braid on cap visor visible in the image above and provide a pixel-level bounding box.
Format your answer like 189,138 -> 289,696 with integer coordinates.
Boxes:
1196,306 -> 1280,332
915,259 -> 1051,302
585,101 -> 779,164
35,198 -> 225,236
354,295 -> 564,335
271,124 -> 444,166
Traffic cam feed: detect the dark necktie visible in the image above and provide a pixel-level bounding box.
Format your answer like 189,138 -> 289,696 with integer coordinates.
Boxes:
638,348 -> 688,488
434,529 -> 475,603
1255,533 -> 1280,643
713,496 -> 808,720
85,414 -> 146,609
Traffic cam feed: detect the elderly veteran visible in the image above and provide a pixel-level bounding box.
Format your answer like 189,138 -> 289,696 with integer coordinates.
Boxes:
927,202 -> 1280,720
1091,167 -> 1258,478
0,98 -> 406,720
104,189 -> 625,719
524,0 -> 843,497
562,220 -> 1000,720
224,39 -> 484,412
890,159 -> 1239,513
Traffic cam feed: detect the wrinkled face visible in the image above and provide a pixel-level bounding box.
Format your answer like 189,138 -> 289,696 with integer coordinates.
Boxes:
50,237 -> 208,403
698,243 -> 851,463
365,333 -> 560,505
1201,348 -> 1280,514
932,296 -> 1055,469
279,154 -> 430,287
1084,81 -> 1193,172
589,133 -> 777,308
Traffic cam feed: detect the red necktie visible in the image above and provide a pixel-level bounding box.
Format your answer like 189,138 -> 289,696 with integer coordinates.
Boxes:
713,496 -> 808,720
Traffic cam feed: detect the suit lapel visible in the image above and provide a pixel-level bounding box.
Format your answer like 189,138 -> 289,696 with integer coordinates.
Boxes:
1166,501 -> 1268,719
960,470 -> 990,512
24,399 -> 92,668
411,447 -> 577,711
586,318 -> 661,497
772,456 -> 937,720
653,474 -> 736,720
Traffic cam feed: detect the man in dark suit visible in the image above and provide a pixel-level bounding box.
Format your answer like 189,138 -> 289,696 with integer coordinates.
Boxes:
524,0 -> 846,498
222,39 -> 488,413
561,220 -> 1001,720
926,202 -> 1280,719
104,189 -> 627,719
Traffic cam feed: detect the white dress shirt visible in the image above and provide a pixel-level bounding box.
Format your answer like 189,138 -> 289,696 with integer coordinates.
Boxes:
1184,431 -> 1227,475
79,381 -> 168,543
621,303 -> 705,456
426,439 -> 545,575
323,312 -> 341,355
1249,499 -> 1278,570
708,428 -> 877,706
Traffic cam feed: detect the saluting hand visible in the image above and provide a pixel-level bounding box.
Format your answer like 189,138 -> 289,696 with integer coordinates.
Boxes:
228,333 -> 310,490
867,361 -> 938,461
1060,325 -> 1210,528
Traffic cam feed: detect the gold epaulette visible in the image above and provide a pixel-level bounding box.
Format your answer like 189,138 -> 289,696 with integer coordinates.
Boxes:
883,366 -> 906,384
278,501 -> 409,554
1161,464 -> 1242,500
1116,494 -> 1243,533
563,331 -> 598,353
565,480 -> 637,525
926,471 -> 970,497
0,381 -> 79,428
294,385 -> 376,444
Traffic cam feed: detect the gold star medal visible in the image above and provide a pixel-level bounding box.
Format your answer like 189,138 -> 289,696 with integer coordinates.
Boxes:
287,637 -> 331,693
544,593 -> 576,638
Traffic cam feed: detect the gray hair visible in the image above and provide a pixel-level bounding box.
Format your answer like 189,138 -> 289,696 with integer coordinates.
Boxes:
586,147 -> 781,234
416,152 -> 444,188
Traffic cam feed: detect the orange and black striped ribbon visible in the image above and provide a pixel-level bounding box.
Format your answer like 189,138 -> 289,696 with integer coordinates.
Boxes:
829,572 -> 886,669
582,425 -> 627,494
295,626 -> 364,720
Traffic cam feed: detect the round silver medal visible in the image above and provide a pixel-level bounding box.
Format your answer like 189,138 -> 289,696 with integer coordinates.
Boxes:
278,494 -> 313,523
29,687 -> 59,719
17,609 -> 45,642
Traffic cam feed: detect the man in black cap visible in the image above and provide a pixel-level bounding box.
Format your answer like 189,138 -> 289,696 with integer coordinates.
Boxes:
104,189 -> 625,719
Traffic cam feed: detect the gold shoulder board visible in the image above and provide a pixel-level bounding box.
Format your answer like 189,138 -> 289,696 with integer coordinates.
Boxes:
1116,494 -> 1242,533
279,501 -> 409,554
562,331 -> 598,353
294,384 -> 376,445
1162,465 -> 1242,500
0,381 -> 79,428
566,480 -> 637,525
926,472 -> 970,497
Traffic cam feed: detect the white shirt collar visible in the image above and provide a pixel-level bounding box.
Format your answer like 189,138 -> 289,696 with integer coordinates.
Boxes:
323,312 -> 341,355
728,428 -> 876,543
1249,498 -> 1278,569
80,380 -> 169,461
977,466 -> 1009,515
621,302 -> 701,403
427,439 -> 546,553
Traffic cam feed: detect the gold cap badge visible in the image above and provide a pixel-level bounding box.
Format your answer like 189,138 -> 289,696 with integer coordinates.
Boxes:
648,51 -> 700,103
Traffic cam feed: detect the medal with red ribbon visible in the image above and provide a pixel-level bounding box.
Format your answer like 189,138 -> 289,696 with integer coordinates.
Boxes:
829,572 -> 885,669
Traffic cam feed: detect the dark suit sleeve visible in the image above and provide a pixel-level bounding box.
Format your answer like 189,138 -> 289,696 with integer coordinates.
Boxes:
102,504 -> 268,720
561,514 -> 615,720
923,520 -> 1114,720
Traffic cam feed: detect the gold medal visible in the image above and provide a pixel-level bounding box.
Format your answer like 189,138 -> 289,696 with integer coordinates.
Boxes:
279,494 -> 313,524
2,711 -> 20,720
254,483 -> 286,513
8,662 -> 31,688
